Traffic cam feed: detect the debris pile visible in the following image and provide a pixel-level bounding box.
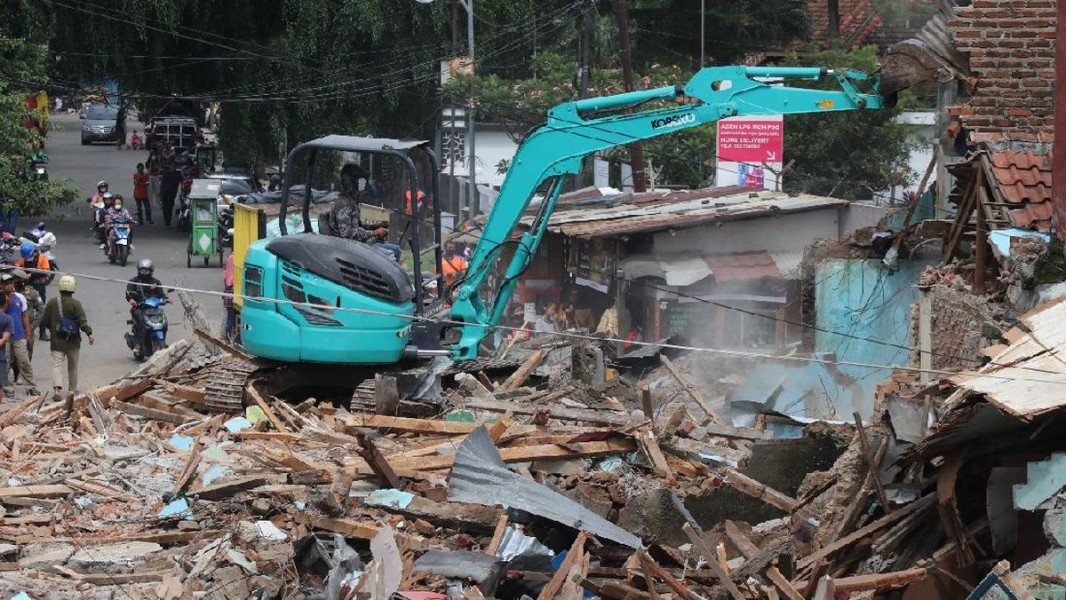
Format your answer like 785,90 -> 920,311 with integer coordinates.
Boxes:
0,305 -> 1064,598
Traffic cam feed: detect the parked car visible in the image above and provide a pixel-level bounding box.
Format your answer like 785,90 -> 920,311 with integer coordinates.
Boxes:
81,104 -> 124,145
147,116 -> 203,150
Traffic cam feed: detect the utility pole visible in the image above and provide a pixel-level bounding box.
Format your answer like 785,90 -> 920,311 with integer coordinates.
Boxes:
1054,0 -> 1066,238
464,0 -> 477,218
578,6 -> 593,98
613,0 -> 646,192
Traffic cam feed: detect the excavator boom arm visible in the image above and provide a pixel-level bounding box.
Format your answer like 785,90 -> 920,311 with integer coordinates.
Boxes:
448,65 -> 883,360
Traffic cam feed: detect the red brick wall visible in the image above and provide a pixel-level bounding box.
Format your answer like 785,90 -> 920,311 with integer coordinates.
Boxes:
950,0 -> 1057,134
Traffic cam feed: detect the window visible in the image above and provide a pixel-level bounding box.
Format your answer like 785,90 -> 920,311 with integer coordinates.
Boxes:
86,106 -> 118,120
244,265 -> 263,298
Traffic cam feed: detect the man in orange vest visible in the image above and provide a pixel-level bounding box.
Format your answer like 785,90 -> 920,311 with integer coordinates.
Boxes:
441,240 -> 468,292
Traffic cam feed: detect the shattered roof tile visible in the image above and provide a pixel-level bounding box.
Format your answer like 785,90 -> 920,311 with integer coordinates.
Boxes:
985,147 -> 1054,232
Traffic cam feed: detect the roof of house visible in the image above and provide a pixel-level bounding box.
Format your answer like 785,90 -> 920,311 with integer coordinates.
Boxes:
526,187 -> 848,239
967,134 -> 1055,232
790,0 -> 937,51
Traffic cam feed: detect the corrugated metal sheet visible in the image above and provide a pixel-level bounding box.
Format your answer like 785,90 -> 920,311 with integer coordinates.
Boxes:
527,189 -> 847,239
951,296 -> 1066,420
447,426 -> 642,548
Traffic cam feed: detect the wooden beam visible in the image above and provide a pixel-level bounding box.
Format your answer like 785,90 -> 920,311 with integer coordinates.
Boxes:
486,513 -> 509,556
463,399 -> 632,427
721,469 -> 796,513
0,395 -> 45,429
355,430 -> 403,489
635,427 -> 674,481
638,549 -> 707,600
853,412 -> 890,513
681,523 -> 744,600
798,494 -> 935,569
832,568 -> 928,593
111,400 -> 193,425
723,521 -> 759,559
171,437 -> 203,497
701,423 -> 772,441
501,349 -> 548,391
292,514 -> 380,539
0,484 -> 71,499
537,532 -> 587,600
246,384 -> 287,433
660,355 -> 720,423
766,566 -> 804,600
387,439 -> 637,471
346,414 -> 477,435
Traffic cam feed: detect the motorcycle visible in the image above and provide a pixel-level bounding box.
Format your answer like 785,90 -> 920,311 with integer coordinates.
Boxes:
218,205 -> 234,249
125,296 -> 168,360
176,187 -> 192,231
105,216 -> 133,266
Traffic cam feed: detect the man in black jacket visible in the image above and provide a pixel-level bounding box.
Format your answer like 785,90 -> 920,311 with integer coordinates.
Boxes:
159,162 -> 181,227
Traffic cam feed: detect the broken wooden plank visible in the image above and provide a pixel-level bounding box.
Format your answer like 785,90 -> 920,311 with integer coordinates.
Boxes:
191,475 -> 268,501
635,427 -> 674,481
193,327 -> 251,360
501,349 -> 547,392
388,439 -> 637,471
111,400 -> 193,425
638,549 -> 707,600
660,355 -> 720,423
798,494 -> 935,569
721,469 -> 796,513
246,384 -> 288,433
79,570 -> 174,585
355,430 -> 403,489
700,423 -> 772,441
292,514 -> 380,539
537,531 -> 587,600
832,568 -> 928,593
171,437 -> 203,497
0,484 -> 71,499
486,513 -> 509,556
853,412 -> 890,513
723,521 -> 759,559
765,566 -> 804,600
0,394 -> 45,429
681,523 -> 743,600
160,381 -> 208,406
346,414 -> 478,435
463,399 -> 633,427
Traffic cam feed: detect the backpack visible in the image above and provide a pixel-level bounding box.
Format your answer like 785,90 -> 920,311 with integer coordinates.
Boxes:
55,298 -> 81,342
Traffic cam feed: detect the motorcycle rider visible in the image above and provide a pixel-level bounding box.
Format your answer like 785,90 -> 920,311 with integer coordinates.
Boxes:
88,181 -> 109,207
126,260 -> 166,351
102,194 -> 133,252
94,192 -> 113,246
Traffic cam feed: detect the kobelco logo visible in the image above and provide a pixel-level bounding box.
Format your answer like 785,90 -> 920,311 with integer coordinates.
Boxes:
651,113 -> 696,130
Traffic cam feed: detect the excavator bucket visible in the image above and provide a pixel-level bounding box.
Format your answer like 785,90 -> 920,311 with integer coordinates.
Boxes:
879,38 -> 964,98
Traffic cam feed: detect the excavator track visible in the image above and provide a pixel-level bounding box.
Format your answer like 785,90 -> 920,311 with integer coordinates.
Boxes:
202,357 -> 261,412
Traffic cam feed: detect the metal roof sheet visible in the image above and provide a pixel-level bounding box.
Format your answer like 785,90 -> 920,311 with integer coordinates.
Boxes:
950,296 -> 1066,420
296,134 -> 429,154
531,189 -> 847,239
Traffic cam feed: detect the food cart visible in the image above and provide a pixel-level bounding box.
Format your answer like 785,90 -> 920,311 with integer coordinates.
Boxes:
186,178 -> 224,267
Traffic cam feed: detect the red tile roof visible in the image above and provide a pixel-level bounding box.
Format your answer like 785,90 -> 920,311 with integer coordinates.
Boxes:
798,0 -> 936,50
986,148 -> 1054,232
706,253 -> 780,282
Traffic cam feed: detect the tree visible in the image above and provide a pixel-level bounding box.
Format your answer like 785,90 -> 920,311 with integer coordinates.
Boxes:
775,46 -> 916,200
0,0 -> 78,216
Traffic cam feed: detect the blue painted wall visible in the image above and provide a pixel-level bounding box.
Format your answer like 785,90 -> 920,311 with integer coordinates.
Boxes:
814,258 -> 933,413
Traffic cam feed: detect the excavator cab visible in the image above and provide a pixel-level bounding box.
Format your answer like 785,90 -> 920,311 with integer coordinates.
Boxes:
239,135 -> 445,366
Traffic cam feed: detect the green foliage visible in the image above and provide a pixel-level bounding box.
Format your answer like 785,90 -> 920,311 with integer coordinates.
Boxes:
0,1 -> 78,215
775,46 -> 916,199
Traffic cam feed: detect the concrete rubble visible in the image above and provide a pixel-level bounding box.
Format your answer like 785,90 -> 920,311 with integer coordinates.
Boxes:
0,306 -> 1064,599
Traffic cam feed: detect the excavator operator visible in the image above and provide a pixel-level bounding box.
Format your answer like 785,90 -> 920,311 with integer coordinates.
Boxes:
328,163 -> 401,262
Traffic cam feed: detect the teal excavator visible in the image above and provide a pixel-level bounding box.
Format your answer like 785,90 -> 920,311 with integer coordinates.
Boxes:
236,65 -> 890,392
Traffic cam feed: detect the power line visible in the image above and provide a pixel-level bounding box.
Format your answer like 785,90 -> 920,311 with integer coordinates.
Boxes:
9,263 -> 1063,385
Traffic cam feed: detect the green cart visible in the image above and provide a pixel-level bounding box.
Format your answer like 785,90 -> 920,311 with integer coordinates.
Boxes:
186,178 -> 224,267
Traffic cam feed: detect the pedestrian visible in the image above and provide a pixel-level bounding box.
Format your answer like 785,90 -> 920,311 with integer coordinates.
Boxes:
534,303 -> 558,335
16,270 -> 45,344
160,162 -> 180,227
147,151 -> 161,218
133,162 -> 153,224
2,272 -> 36,396
42,275 -> 93,401
0,292 -> 13,400
223,253 -> 237,343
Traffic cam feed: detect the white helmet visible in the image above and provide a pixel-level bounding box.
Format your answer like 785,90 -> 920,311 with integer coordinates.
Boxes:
37,232 -> 56,250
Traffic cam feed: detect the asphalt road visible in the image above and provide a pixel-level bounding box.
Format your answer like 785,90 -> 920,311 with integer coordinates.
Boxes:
23,113 -> 227,392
